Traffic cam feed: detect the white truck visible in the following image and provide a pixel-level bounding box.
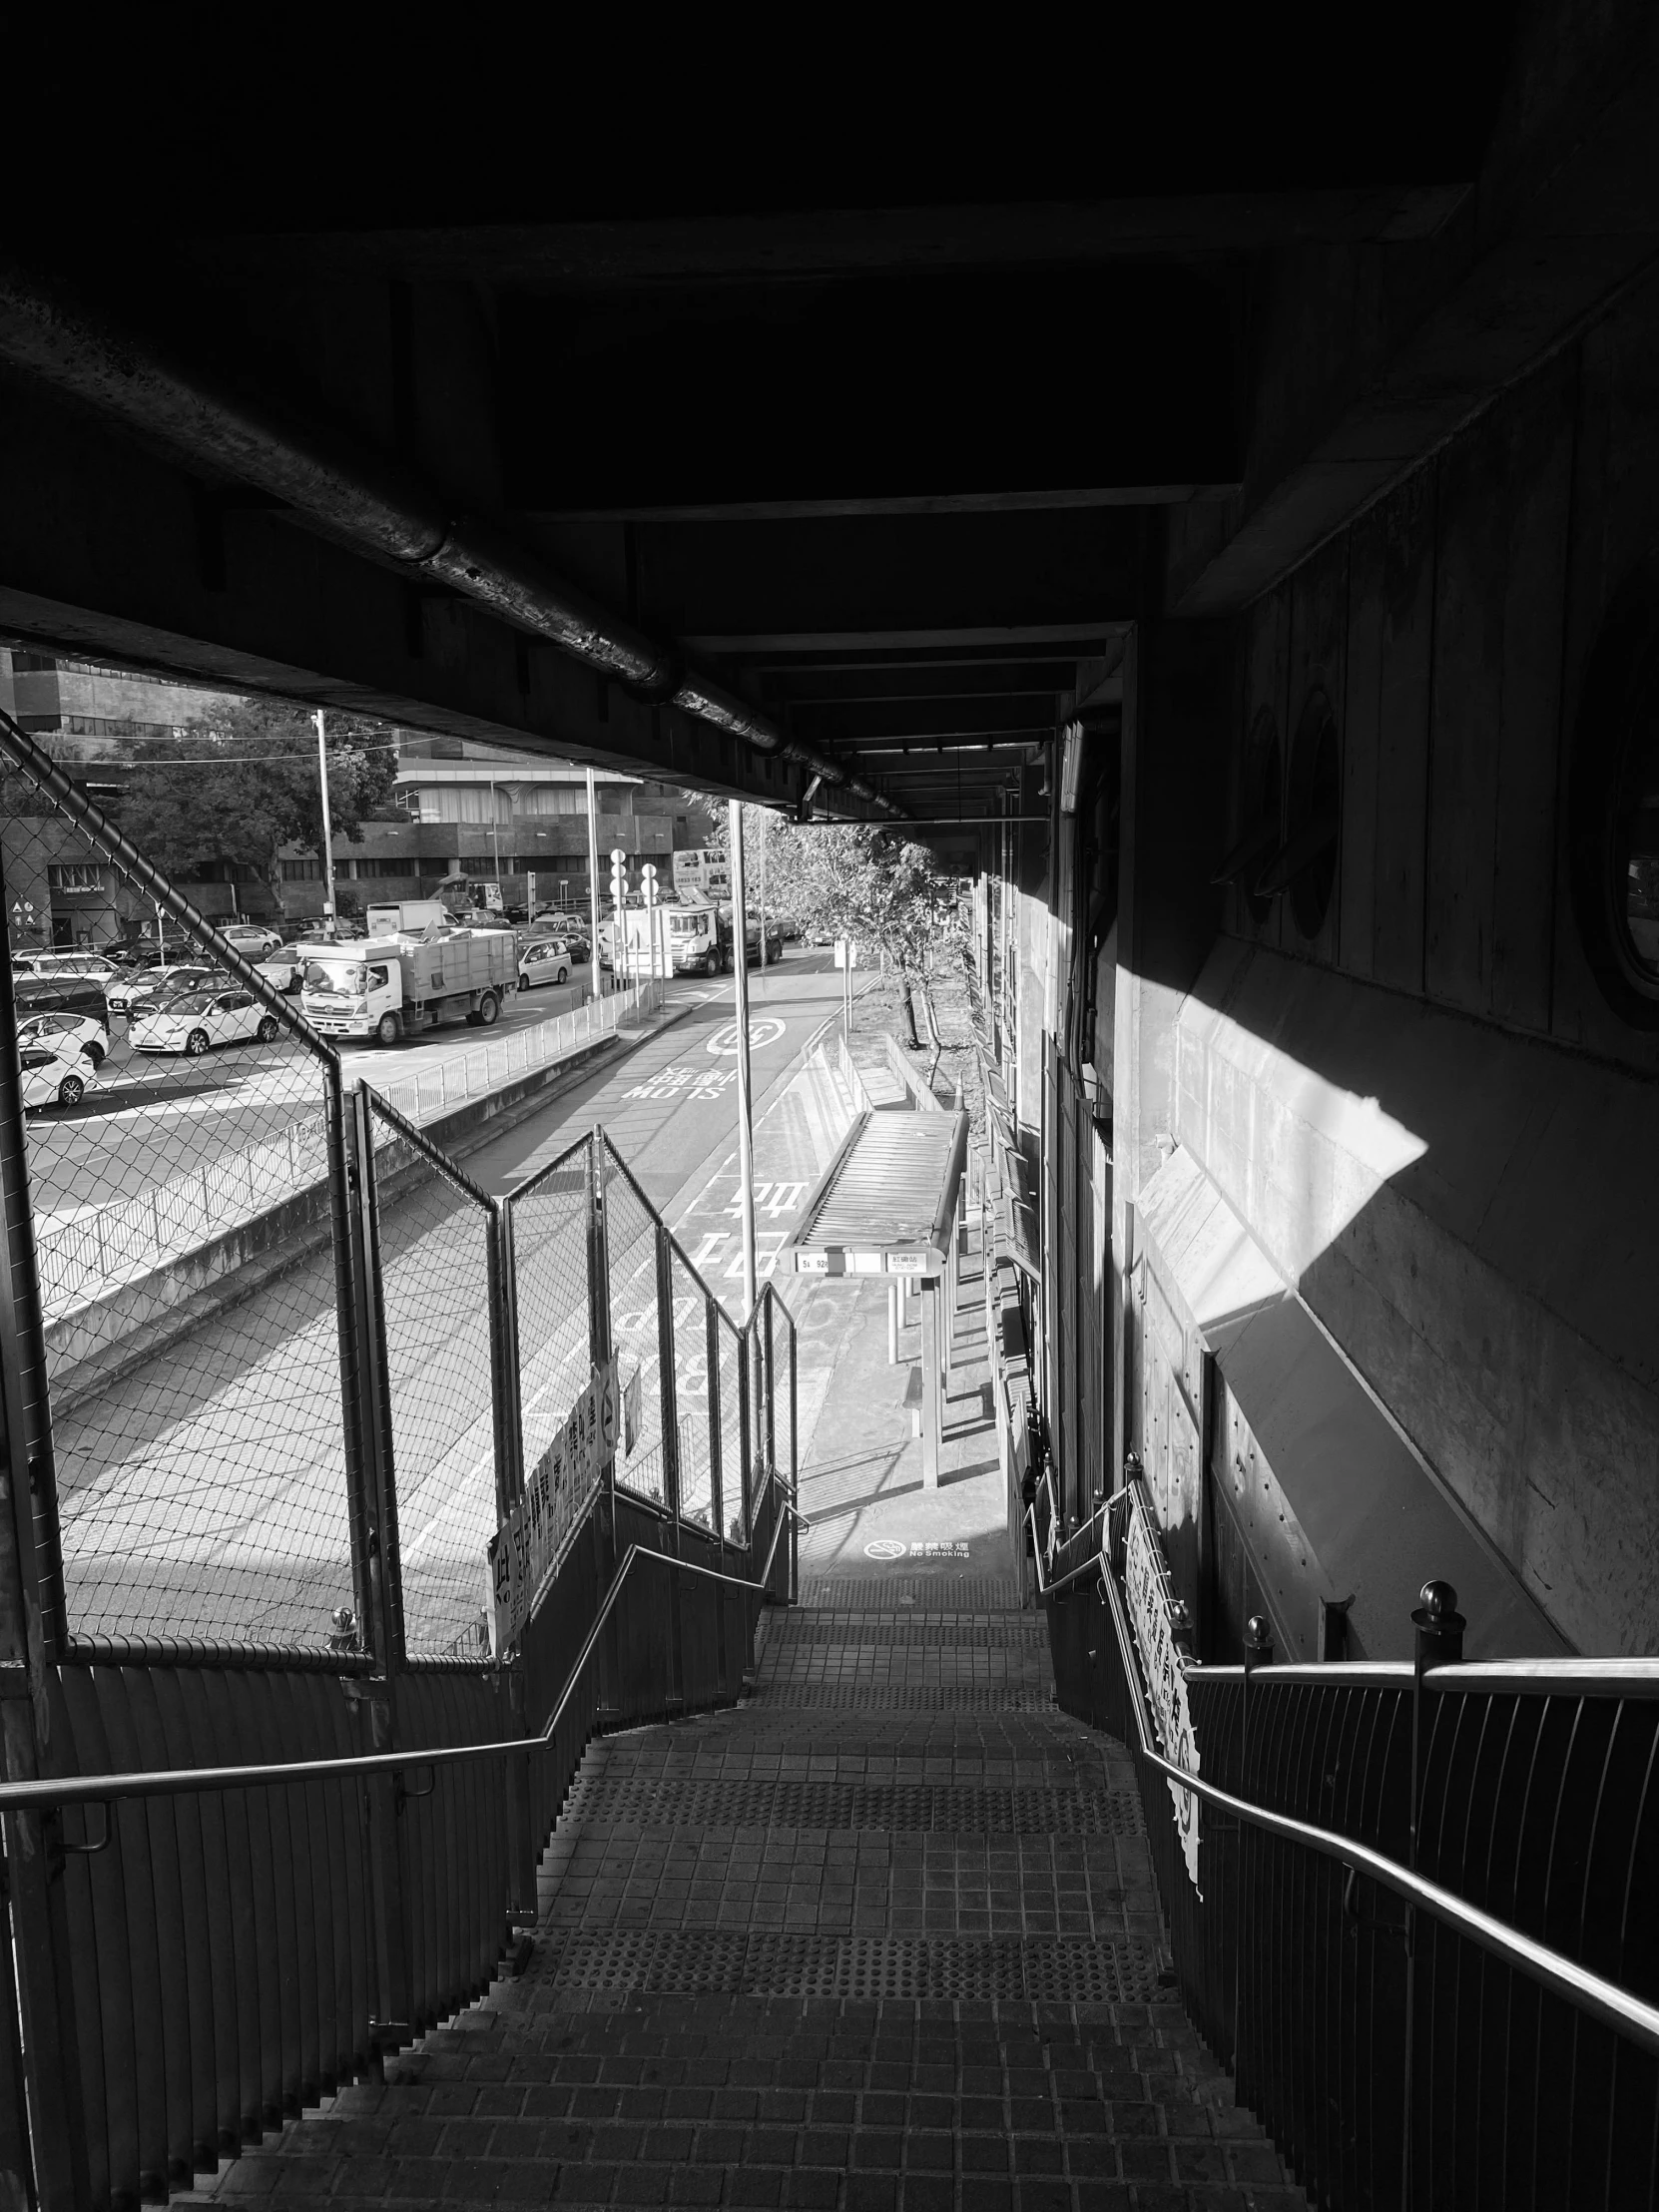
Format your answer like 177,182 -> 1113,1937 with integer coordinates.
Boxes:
299,925 -> 517,1044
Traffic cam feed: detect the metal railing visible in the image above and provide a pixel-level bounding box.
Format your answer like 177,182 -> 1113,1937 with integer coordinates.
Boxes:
1032,1481 -> 1659,2208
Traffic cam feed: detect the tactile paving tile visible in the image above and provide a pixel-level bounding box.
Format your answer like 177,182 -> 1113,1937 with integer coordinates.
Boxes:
778,1622 -> 1050,1645
799,1576 -> 1023,1610
746,1684 -> 1059,1709
561,1776 -> 1146,1835
538,1927 -> 1162,2001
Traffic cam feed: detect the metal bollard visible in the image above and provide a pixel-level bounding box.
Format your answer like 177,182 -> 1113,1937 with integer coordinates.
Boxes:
1411,1578 -> 1465,1669
887,1280 -> 899,1366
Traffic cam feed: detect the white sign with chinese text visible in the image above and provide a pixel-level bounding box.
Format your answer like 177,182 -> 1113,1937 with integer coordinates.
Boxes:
486,1358 -> 618,1656
1123,1487 -> 1202,1893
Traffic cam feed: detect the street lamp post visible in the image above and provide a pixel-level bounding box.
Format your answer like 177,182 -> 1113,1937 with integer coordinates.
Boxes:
586,766 -> 604,1000
314,710 -> 337,941
727,800 -> 758,1322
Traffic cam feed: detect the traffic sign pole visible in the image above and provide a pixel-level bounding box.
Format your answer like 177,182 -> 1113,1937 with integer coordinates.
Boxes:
727,800 -> 758,1322
586,765 -> 604,1000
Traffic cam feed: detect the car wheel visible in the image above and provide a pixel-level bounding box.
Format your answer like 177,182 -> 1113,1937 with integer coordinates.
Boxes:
256,1015 -> 279,1043
57,1073 -> 85,1108
83,1043 -> 105,1067
185,1029 -> 211,1057
556,966 -> 569,983
376,1013 -> 399,1046
476,992 -> 499,1026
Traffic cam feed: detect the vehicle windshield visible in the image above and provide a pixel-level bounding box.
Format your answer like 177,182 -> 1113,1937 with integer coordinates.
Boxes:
163,992 -> 218,1013
303,961 -> 366,994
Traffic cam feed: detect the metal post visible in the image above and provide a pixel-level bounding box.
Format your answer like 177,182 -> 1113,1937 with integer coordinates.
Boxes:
888,1281 -> 899,1366
920,1277 -> 940,1488
586,765 -> 604,1000
758,810 -> 767,984
0,923 -> 87,2211
655,1224 -> 682,1529
727,801 -> 759,1321
315,709 -> 337,941
706,1296 -> 725,1542
488,1203 -> 524,1524
325,1064 -> 376,1654
0,921 -> 65,1661
348,1085 -> 404,1668
1402,1579 -> 1465,2212
789,1318 -> 799,1603
736,1330 -> 753,1549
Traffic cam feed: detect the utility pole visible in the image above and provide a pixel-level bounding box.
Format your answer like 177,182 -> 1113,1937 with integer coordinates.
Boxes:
728,799 -> 758,1321
586,765 -> 604,999
314,709 -> 337,941
757,807 -> 768,985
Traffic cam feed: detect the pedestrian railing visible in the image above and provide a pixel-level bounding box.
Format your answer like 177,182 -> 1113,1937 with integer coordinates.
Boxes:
1032,1474 -> 1659,2211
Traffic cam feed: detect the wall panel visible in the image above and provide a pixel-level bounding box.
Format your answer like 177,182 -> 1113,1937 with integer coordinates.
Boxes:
1372,468 -> 1436,995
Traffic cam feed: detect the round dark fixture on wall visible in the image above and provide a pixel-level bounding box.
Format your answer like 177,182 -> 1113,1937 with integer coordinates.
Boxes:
1259,690 -> 1340,938
1569,569 -> 1659,1027
1213,707 -> 1282,926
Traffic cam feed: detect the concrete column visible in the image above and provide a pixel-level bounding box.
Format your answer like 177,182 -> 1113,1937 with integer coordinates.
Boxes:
920,1276 -> 940,1488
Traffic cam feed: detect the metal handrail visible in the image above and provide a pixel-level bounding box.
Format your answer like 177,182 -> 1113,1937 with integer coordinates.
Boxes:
1056,1509 -> 1659,2058
0,1480 -> 802,1815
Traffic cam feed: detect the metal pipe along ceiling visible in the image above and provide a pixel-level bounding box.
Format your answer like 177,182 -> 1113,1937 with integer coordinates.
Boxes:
0,259 -> 899,817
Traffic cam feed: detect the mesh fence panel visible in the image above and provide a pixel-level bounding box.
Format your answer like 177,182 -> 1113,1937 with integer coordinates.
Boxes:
668,1248 -> 716,1531
602,1149 -> 666,1507
508,1136 -> 598,1566
6,801 -> 358,1646
366,1098 -> 496,1655
715,1308 -> 748,1546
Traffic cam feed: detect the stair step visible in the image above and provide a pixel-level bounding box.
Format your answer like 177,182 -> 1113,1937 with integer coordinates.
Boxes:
178,1606 -> 1308,2209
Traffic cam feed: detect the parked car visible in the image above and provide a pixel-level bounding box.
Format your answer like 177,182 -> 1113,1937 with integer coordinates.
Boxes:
130,987 -> 282,1057
106,962 -> 222,1016
18,1036 -> 98,1111
219,921 -> 283,958
12,974 -> 111,1024
517,937 -> 573,989
16,1008 -> 111,1067
11,949 -> 121,986
562,935 -> 591,966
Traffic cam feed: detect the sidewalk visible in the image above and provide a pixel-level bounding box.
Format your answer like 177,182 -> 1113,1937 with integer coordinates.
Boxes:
785,1212 -> 1016,1596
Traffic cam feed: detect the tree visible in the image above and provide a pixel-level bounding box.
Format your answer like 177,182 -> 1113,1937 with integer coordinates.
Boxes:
696,800 -> 962,1048
116,698 -> 399,914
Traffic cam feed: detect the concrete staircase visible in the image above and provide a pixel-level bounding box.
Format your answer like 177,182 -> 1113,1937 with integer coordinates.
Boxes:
181,1600 -> 1306,2209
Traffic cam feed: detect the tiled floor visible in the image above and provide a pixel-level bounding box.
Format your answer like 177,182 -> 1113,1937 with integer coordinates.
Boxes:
183,1599 -> 1307,2209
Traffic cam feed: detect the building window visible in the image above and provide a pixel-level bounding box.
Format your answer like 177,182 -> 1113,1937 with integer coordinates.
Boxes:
47,862 -> 107,894
10,652 -> 57,674
350,858 -> 417,878
16,714 -> 61,734
282,858 -> 324,881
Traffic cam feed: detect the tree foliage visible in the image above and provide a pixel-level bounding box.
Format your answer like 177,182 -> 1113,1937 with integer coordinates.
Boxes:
694,800 -> 963,1044
116,699 -> 399,908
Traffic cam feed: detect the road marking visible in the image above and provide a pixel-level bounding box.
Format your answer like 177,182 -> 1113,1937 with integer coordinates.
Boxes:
706,1016 -> 786,1055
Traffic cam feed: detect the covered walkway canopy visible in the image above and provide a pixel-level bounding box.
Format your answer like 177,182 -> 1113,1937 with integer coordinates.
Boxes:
785,1109 -> 968,1484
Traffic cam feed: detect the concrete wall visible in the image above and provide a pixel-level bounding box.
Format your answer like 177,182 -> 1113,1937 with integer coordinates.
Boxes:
1139,261 -> 1659,1655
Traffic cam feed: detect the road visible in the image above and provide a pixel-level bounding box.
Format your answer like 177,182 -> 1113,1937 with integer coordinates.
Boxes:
24,958 -> 610,1217
49,948 -> 860,1653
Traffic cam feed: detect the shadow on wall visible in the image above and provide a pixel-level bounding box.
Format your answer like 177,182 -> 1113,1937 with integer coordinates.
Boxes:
1131,933 -> 1657,1658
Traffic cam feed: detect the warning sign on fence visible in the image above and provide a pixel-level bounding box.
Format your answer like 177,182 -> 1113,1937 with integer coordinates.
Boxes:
485,1358 -> 618,1656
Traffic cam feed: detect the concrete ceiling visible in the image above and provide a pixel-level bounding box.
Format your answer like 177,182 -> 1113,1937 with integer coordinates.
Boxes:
1,10 -> 1653,855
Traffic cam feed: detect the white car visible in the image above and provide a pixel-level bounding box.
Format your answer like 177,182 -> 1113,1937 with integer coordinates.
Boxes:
18,1037 -> 98,1111
219,922 -> 283,958
517,937 -> 573,988
13,949 -> 121,987
255,951 -> 304,995
130,987 -> 282,1057
16,1008 -> 111,1067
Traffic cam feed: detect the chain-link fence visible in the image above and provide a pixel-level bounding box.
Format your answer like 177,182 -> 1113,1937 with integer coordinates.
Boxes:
3,750 -> 360,1649
508,1133 -> 602,1595
3,710 -> 796,1669
364,1093 -> 500,1655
